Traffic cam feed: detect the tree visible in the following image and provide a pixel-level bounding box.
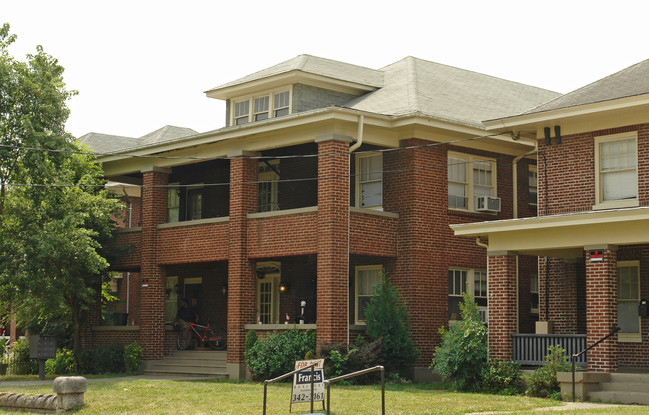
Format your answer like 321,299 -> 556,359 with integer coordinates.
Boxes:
363,273 -> 419,374
0,23 -> 121,351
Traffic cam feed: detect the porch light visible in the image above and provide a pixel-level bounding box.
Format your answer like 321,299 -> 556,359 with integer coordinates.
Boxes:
221,284 -> 228,296
279,282 -> 288,293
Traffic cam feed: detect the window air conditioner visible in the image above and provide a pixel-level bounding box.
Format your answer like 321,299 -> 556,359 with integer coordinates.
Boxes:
476,196 -> 501,213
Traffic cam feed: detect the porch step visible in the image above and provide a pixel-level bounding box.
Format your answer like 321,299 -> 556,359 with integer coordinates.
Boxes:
589,373 -> 649,405
144,350 -> 228,378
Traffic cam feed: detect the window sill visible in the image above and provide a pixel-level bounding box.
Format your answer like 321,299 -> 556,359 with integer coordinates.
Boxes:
244,323 -> 316,330
618,333 -> 642,343
592,199 -> 639,211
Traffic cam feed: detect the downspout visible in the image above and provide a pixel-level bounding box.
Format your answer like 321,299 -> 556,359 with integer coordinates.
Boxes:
122,188 -> 133,316
347,115 -> 364,345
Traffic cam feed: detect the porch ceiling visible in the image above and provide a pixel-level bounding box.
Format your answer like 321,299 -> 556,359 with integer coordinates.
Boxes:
451,207 -> 649,258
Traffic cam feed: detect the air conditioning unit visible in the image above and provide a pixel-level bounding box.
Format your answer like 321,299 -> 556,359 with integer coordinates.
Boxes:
476,196 -> 501,213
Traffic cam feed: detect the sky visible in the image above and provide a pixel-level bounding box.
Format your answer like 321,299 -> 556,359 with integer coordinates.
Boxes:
3,0 -> 649,139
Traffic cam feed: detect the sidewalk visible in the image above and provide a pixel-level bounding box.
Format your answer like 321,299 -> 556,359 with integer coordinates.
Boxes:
0,374 -> 220,388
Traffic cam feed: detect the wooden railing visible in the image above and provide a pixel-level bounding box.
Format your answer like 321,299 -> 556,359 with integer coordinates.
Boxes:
511,333 -> 587,367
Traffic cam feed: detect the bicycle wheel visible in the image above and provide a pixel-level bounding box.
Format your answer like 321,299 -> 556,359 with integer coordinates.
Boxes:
207,327 -> 227,350
177,328 -> 193,350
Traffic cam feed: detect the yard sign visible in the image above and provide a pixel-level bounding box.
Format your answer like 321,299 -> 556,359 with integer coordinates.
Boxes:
291,359 -> 325,407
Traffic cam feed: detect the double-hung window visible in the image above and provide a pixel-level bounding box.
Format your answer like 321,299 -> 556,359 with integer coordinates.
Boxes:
231,88 -> 291,125
594,132 -> 638,209
530,274 -> 539,316
618,261 -> 641,342
356,153 -> 382,209
355,265 -> 382,324
448,152 -> 496,211
448,268 -> 488,323
258,160 -> 279,212
529,166 -> 538,206
167,184 -> 180,223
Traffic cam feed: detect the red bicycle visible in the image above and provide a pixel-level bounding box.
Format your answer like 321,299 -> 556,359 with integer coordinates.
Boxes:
176,322 -> 227,350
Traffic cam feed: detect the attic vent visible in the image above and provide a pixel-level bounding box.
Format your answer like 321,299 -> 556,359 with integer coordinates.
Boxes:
476,196 -> 501,213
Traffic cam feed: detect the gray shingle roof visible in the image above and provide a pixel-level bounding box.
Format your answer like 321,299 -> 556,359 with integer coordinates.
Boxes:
207,54 -> 384,92
345,57 -> 560,129
78,125 -> 197,154
521,58 -> 649,115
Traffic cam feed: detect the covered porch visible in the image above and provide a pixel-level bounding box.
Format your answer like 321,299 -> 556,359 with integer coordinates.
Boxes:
451,207 -> 649,373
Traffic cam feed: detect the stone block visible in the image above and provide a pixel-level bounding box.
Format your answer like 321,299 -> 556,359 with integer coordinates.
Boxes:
53,376 -> 87,410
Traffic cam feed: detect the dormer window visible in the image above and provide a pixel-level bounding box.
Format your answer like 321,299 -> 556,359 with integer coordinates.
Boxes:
231,87 -> 291,125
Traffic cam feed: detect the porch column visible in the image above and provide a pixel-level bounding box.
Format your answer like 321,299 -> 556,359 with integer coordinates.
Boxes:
316,135 -> 351,347
488,253 -> 518,361
139,166 -> 170,360
585,246 -> 618,372
227,152 -> 258,379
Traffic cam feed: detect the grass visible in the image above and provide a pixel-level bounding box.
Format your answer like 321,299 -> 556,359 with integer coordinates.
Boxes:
0,378 -> 648,414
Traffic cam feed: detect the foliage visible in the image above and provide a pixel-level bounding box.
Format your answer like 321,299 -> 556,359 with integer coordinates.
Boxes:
0,24 -> 122,352
526,345 -> 572,398
320,338 -> 384,384
45,348 -> 75,375
75,344 -> 125,374
430,289 -> 488,391
124,341 -> 144,375
480,358 -> 524,395
244,330 -> 257,352
6,338 -> 37,375
244,329 -> 315,381
363,273 -> 419,374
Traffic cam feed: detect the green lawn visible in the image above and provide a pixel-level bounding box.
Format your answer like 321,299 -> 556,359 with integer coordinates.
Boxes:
0,378 -> 648,414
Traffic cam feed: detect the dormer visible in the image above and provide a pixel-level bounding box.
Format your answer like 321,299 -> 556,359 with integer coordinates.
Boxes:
205,54 -> 383,127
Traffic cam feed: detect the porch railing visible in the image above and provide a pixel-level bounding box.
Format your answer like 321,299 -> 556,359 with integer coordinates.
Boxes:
511,333 -> 587,367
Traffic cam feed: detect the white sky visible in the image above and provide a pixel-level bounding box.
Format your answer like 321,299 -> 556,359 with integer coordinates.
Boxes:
3,0 -> 648,139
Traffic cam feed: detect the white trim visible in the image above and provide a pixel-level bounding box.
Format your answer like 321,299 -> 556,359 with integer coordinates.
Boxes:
617,260 -> 641,341
448,267 -> 488,323
593,131 -> 638,210
355,152 -> 383,209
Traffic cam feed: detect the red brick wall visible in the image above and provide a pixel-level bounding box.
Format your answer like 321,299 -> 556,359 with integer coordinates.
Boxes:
247,212 -> 319,258
349,212 -> 398,257
488,255 -> 518,361
157,222 -> 230,264
537,123 -> 649,215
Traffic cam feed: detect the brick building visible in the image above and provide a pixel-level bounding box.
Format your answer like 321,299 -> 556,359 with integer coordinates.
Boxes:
454,59 -> 649,375
80,55 -> 558,380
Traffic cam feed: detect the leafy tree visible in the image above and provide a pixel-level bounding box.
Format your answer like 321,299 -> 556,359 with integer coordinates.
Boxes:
0,23 -> 121,351
363,273 -> 419,374
430,289 -> 488,391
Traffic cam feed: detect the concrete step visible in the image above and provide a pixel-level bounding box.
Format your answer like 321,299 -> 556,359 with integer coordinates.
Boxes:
589,391 -> 649,405
599,382 -> 649,393
143,350 -> 228,378
609,373 -> 649,384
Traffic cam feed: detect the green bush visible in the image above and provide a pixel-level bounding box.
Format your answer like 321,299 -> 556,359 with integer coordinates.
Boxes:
320,338 -> 384,384
430,290 -> 488,391
480,359 -> 523,395
526,345 -> 571,398
363,274 -> 419,375
244,330 -> 258,352
124,341 -> 144,375
7,338 -> 38,375
75,344 -> 125,374
244,329 -> 315,381
45,348 -> 75,375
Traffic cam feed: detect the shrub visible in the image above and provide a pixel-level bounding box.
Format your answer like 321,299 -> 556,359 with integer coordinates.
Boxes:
320,338 -> 384,384
363,274 -> 419,375
124,341 -> 144,375
244,330 -> 258,352
244,329 -> 315,380
45,348 -> 75,375
480,358 -> 523,395
526,345 -> 571,398
430,290 -> 488,391
7,338 -> 38,375
75,344 -> 125,374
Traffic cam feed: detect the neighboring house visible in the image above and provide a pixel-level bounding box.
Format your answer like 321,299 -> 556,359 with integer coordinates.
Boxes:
453,59 -> 649,374
79,55 -> 558,380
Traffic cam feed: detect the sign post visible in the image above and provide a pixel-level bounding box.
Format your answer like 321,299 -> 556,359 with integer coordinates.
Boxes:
291,359 -> 325,414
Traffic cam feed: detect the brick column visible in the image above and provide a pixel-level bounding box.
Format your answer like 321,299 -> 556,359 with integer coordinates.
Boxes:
383,138 -> 446,366
139,167 -> 170,360
585,247 -> 618,372
316,135 -> 351,347
488,253 -> 518,361
227,152 -> 258,379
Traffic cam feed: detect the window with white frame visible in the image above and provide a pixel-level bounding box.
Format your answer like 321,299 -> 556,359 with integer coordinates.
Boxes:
356,153 -> 382,209
258,160 -> 279,212
595,132 -> 638,208
529,166 -> 538,206
448,153 -> 496,211
355,265 -> 382,324
231,88 -> 291,125
448,268 -> 488,322
618,261 -> 641,341
530,274 -> 539,315
257,273 -> 279,324
168,185 -> 180,223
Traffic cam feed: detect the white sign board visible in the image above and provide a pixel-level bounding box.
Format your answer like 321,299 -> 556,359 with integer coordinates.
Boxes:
291,359 -> 325,404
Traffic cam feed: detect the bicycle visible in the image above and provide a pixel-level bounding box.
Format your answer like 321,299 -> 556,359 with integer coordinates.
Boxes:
176,322 -> 227,351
